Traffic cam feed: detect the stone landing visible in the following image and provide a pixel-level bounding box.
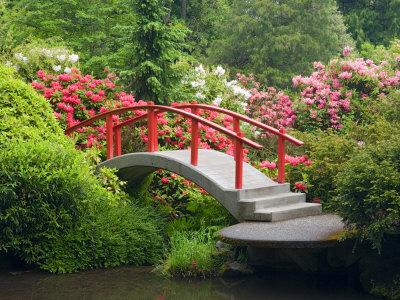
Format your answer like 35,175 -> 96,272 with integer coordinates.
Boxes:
219,214 -> 345,248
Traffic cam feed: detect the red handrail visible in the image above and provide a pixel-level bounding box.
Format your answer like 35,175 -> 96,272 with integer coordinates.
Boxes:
109,103 -> 304,183
172,103 -> 304,146
65,103 -> 264,189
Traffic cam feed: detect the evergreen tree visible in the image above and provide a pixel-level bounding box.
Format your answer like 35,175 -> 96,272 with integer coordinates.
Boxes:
170,0 -> 230,58
209,0 -> 354,87
123,0 -> 189,103
337,0 -> 400,46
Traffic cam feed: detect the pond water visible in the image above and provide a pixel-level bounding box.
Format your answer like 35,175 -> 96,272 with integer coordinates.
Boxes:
0,266 -> 377,300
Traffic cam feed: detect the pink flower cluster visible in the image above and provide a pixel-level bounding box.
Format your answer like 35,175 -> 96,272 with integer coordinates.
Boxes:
259,155 -> 311,171
237,74 -> 295,130
32,68 -> 136,147
292,56 -> 399,130
285,155 -> 312,166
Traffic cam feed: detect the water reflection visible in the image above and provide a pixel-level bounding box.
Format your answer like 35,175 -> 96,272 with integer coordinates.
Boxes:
0,266 -> 377,300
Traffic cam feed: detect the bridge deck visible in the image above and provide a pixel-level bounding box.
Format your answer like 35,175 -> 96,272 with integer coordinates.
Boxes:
157,150 -> 275,190
99,149 -> 321,221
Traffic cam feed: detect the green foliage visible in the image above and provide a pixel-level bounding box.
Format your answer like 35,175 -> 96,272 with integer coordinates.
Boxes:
0,64 -> 164,272
293,130 -> 357,204
149,171 -> 234,230
0,0 -> 136,75
158,229 -> 221,278
96,167 -> 128,198
359,39 -> 400,65
337,0 -> 400,46
377,90 -> 400,124
170,0 -> 230,58
0,65 -> 62,143
210,0 -> 354,87
332,129 -> 400,249
0,138 -> 164,272
122,0 -> 190,103
2,40 -> 79,82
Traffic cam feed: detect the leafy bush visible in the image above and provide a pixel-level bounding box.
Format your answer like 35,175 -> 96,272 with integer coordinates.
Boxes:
0,65 -> 62,143
332,131 -> 400,249
0,64 -> 164,272
158,230 -> 221,278
2,40 -> 79,82
294,130 -> 357,204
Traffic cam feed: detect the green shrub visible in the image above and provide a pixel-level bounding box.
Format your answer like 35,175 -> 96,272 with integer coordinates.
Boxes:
292,130 -> 357,204
0,64 -> 164,272
0,64 -> 61,144
332,133 -> 400,249
0,138 -> 164,272
159,230 -> 221,278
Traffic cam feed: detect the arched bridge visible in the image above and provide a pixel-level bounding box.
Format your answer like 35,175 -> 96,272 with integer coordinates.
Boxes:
65,102 -> 321,222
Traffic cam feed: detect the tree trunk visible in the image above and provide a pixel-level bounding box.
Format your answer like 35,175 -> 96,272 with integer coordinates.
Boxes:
181,0 -> 187,19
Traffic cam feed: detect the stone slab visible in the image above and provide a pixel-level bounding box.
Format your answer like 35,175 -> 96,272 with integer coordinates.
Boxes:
218,214 -> 345,248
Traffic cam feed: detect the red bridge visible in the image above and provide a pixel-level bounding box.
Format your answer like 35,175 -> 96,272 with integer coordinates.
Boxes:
65,103 -> 321,222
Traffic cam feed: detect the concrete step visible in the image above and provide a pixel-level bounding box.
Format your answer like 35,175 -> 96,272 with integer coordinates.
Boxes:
238,193 -> 306,218
252,203 -> 322,222
236,183 -> 291,200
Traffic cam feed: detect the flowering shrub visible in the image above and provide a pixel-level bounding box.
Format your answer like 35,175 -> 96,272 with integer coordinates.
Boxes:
32,68 -> 137,148
292,49 -> 400,131
4,41 -> 80,82
257,154 -> 312,195
173,64 -> 251,113
239,74 -> 296,130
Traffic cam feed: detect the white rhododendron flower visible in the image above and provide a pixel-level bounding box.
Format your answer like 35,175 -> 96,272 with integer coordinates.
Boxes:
57,54 -> 66,62
69,54 -> 79,63
14,53 -> 28,63
195,92 -> 205,99
225,80 -> 237,87
42,48 -> 53,58
64,67 -> 72,74
242,90 -> 252,100
214,65 -> 226,76
195,64 -> 206,75
191,79 -> 205,88
53,65 -> 62,72
231,85 -> 251,99
213,97 -> 223,106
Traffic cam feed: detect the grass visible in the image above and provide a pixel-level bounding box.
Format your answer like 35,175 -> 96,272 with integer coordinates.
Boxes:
158,230 -> 221,278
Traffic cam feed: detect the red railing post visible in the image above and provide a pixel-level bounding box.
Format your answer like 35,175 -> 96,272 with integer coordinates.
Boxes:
106,114 -> 114,160
233,117 -> 240,160
147,101 -> 158,152
191,104 -> 199,166
114,118 -> 122,157
277,127 -> 286,183
235,131 -> 244,189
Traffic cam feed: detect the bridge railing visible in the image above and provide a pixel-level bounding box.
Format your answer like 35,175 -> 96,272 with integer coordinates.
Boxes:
65,102 -> 263,189
110,102 -> 304,185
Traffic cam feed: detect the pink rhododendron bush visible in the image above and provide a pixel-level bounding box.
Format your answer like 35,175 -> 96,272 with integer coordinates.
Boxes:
32,68 -> 139,149
242,52 -> 399,132
292,55 -> 399,131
